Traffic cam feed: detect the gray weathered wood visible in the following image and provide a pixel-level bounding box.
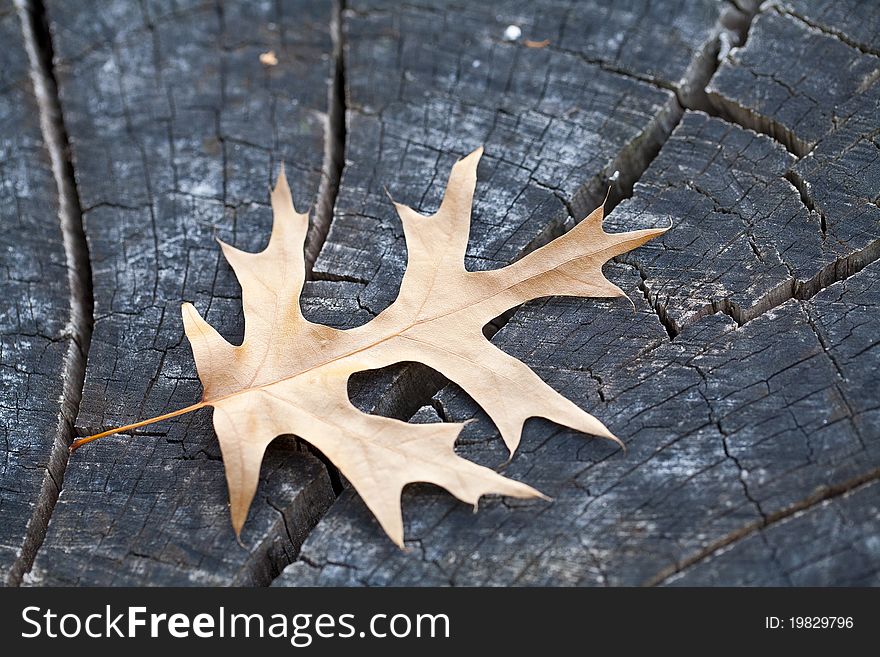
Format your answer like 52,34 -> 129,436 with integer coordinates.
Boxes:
670,479 -> 880,586
313,0 -> 740,315
0,0 -> 72,584
766,0 -> 880,57
605,110 -> 880,332
707,10 -> 880,155
669,264 -> 880,585
2,0 -> 877,587
272,0 -> 880,582
610,111 -> 817,330
788,82 -> 880,272
26,0 -> 338,586
274,261 -> 879,586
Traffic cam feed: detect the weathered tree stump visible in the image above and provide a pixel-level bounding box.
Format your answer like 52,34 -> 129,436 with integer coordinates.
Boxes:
1,0 -> 877,586
25,0 -> 340,586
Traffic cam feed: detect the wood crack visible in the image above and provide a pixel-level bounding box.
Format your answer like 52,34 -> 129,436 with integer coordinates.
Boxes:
307,0 -> 348,272
696,236 -> 880,329
783,168 -> 827,235
645,467 -> 880,586
272,0 -> 772,586
706,89 -> 811,158
8,0 -> 94,587
769,4 -> 880,59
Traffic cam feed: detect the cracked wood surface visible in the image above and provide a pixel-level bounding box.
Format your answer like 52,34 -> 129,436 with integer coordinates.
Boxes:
670,478 -> 880,585
0,0 -> 74,584
708,9 -> 880,155
669,266 -> 880,585
1,0 -> 878,586
273,0 -> 879,586
606,109 -> 879,332
312,0 -> 743,311
765,0 -> 880,58
274,262 -> 879,585
25,0 -> 339,586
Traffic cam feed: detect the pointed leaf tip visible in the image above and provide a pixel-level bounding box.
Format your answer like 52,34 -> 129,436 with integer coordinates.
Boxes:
605,430 -> 626,452
520,482 -> 551,502
230,493 -> 251,542
457,145 -> 483,169
272,163 -> 299,210
232,515 -> 245,543
180,301 -> 203,329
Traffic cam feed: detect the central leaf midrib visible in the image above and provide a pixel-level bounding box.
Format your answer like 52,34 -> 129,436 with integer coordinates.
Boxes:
204,237 -> 638,407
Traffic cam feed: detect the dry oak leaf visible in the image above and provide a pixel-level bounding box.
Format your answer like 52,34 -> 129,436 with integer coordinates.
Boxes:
74,147 -> 666,546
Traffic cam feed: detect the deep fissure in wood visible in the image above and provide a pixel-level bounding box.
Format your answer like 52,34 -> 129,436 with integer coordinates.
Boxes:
307,0 -> 347,272
9,0 -> 93,586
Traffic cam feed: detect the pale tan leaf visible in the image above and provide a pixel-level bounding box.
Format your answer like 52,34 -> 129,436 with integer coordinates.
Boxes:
75,147 -> 667,546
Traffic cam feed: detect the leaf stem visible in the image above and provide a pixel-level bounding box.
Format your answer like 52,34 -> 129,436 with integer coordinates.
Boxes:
69,401 -> 207,452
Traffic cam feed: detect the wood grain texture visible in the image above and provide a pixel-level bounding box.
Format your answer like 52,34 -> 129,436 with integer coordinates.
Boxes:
605,110 -> 880,332
25,0 -> 338,586
669,265 -> 880,585
0,0 -> 72,583
670,479 -> 880,586
788,82 -> 880,272
765,0 -> 880,57
708,10 -> 880,155
1,0 -> 877,587
312,0 -> 739,314
274,261 -> 880,586
273,0 -> 879,583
